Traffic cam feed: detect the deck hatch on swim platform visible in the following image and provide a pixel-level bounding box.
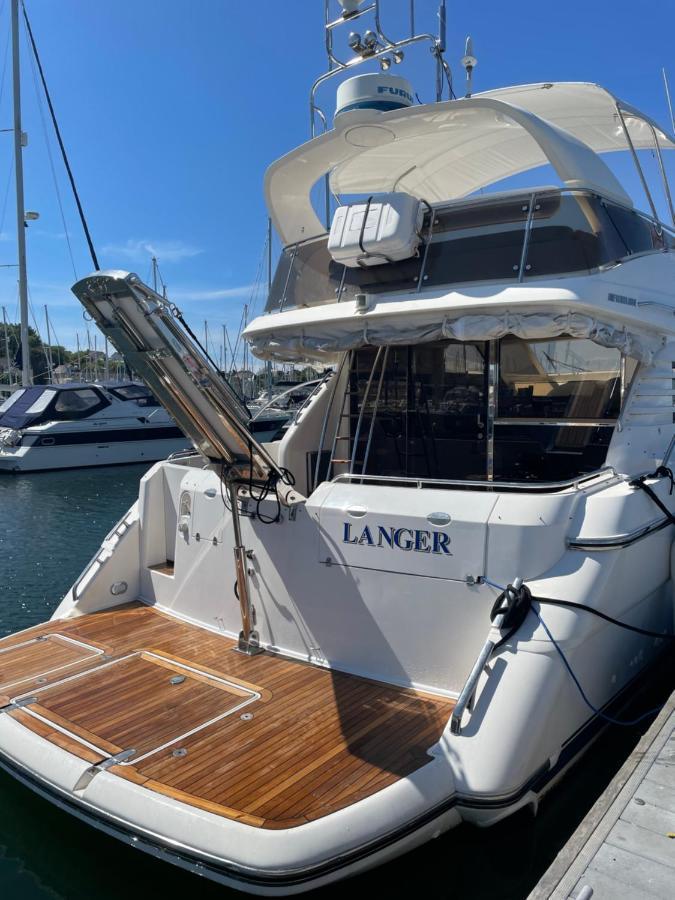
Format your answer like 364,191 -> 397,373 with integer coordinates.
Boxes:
9,651 -> 261,764
0,634 -> 104,693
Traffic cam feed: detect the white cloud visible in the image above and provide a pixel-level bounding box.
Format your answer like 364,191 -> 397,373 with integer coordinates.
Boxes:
101,238 -> 203,264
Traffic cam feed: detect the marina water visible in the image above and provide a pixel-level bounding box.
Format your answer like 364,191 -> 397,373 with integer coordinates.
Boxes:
0,464 -> 671,899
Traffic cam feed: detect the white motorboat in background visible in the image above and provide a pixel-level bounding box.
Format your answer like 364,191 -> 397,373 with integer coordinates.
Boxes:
248,378 -> 325,442
0,381 -> 188,471
0,1 -> 674,894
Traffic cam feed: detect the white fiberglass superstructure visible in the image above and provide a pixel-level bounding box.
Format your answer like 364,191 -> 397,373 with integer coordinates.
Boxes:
1,2 -> 675,893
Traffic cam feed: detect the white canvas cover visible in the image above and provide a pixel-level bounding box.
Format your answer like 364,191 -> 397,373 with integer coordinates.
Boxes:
266,83 -> 675,245
247,310 -> 663,365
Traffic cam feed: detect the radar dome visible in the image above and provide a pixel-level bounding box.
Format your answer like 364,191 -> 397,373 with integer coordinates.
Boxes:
335,74 -> 414,117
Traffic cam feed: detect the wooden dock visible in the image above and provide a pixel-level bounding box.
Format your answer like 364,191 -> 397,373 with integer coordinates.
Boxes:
530,690 -> 675,899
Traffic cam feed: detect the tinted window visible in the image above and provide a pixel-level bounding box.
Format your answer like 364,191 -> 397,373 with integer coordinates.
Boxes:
335,336 -> 628,486
53,389 -> 106,418
350,341 -> 488,481
493,424 -> 614,482
110,384 -> 151,400
267,192 -> 672,313
498,338 -> 622,420
602,202 -> 664,254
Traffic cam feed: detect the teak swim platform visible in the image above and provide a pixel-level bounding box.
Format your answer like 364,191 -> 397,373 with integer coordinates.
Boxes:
0,604 -> 455,830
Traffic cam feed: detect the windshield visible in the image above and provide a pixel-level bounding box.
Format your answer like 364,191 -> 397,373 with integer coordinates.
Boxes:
108,384 -> 160,406
266,190 -> 673,313
0,387 -> 109,429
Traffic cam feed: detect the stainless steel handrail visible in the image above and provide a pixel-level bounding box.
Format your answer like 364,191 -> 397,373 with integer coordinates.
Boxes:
313,353 -> 350,491
332,466 -> 618,492
568,515 -> 672,550
360,345 -> 389,475
349,347 -> 382,472
517,192 -> 537,282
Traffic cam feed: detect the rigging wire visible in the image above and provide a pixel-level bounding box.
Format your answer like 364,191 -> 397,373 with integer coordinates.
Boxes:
0,9 -> 11,110
0,15 -> 12,240
228,228 -> 268,375
22,2 -> 99,270
25,283 -> 50,378
24,22 -> 77,279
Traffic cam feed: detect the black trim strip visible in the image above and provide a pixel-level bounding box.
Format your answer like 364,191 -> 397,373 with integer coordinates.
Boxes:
24,426 -> 184,447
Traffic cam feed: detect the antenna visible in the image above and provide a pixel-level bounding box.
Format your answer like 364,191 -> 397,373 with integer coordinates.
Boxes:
663,68 -> 675,133
461,36 -> 477,98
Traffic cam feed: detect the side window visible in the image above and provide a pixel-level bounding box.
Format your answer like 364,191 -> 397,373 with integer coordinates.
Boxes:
53,389 -> 107,419
498,338 -> 622,420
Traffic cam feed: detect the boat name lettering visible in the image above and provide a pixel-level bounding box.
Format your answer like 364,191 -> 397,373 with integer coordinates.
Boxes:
377,85 -> 413,104
342,522 -> 451,554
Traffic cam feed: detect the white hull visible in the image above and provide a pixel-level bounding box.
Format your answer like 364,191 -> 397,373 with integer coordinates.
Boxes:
0,435 -> 188,472
0,452 -> 672,892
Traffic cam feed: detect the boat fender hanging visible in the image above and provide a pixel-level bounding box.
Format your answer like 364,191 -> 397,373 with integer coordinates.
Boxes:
490,582 -> 532,632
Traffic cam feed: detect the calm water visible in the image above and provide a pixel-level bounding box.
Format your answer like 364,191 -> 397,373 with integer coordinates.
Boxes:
0,465 -> 672,899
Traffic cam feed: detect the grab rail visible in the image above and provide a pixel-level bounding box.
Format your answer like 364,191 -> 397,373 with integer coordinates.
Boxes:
332,466 -> 619,493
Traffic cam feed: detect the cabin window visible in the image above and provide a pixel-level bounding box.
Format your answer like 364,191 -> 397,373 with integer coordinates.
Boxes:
341,337 -> 633,485
493,338 -> 635,482
109,384 -> 160,406
52,388 -> 109,420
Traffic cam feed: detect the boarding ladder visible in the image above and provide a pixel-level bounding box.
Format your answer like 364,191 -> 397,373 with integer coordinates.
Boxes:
313,346 -> 390,489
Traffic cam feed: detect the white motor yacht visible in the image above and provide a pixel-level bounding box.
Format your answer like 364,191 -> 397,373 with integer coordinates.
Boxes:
0,3 -> 674,894
0,381 -> 188,472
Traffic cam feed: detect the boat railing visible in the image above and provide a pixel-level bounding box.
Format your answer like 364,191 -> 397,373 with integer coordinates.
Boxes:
311,1 -> 451,138
331,466 -> 620,494
266,189 -> 675,314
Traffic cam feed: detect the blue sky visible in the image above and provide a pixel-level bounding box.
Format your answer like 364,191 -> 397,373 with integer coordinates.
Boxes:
0,0 -> 673,365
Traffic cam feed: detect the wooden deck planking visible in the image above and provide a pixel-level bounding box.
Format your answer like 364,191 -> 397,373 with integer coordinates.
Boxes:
0,633 -> 106,693
0,604 -> 454,828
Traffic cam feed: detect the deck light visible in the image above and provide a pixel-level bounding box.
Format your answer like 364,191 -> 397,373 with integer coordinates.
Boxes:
392,49 -> 405,64
379,56 -> 392,71
348,31 -> 363,53
363,30 -> 378,50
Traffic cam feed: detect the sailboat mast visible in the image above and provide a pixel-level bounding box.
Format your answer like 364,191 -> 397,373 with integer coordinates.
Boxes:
44,304 -> 53,382
2,306 -> 13,386
11,0 -> 30,386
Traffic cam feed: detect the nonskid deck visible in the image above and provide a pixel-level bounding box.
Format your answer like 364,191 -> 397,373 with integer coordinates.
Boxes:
0,604 -> 454,829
